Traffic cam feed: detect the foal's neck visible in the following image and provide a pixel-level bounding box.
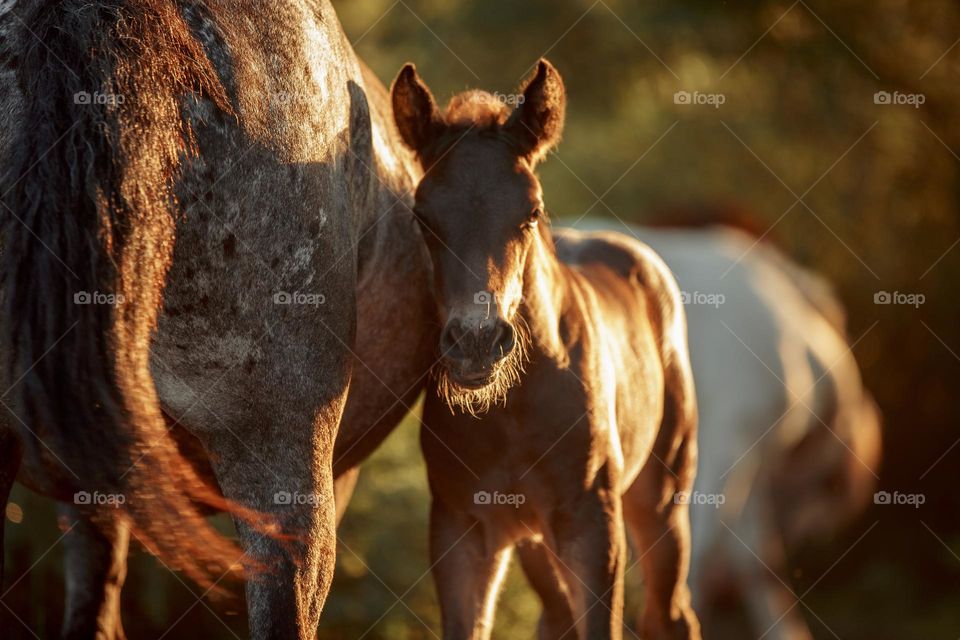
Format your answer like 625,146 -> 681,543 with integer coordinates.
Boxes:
519,226 -> 573,362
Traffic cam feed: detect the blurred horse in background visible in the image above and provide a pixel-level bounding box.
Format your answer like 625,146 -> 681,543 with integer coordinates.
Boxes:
0,0 -> 434,637
578,219 -> 881,640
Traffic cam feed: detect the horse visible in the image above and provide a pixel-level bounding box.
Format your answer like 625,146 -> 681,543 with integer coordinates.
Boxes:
390,59 -> 702,640
638,224 -> 881,640
0,0 -> 436,637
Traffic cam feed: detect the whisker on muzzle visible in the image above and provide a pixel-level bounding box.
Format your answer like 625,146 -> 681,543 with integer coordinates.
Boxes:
432,317 -> 530,418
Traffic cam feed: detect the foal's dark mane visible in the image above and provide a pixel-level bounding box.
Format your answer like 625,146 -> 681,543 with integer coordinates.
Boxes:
446,90 -> 510,126
424,90 -> 529,161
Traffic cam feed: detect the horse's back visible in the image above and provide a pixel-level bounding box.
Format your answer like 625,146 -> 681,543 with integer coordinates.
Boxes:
554,226 -> 673,287
553,226 -> 687,344
554,227 -> 650,279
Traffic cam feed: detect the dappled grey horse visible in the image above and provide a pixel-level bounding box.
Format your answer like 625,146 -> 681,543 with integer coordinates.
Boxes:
0,0 -> 435,637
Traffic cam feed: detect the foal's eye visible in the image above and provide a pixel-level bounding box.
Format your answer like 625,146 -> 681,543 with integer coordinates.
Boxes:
521,207 -> 543,231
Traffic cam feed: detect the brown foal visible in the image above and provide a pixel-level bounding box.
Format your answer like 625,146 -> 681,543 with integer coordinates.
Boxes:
392,59 -> 702,640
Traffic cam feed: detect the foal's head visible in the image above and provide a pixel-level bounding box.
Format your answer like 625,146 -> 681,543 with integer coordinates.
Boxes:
391,59 -> 565,413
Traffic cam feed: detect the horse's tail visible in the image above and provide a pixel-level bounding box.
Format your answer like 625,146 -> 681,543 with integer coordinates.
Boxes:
2,0 -> 251,586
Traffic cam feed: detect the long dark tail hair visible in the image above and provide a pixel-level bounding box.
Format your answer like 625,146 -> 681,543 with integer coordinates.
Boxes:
2,0 -> 253,585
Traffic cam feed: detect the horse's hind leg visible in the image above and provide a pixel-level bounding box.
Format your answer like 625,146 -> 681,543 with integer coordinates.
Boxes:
516,540 -> 576,640
733,497 -> 813,640
59,507 -> 129,640
56,414 -> 215,639
623,379 -> 701,639
623,448 -> 699,640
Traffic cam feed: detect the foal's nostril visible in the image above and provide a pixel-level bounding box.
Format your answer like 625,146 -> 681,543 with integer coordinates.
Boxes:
488,322 -> 516,360
442,319 -> 514,364
440,322 -> 467,359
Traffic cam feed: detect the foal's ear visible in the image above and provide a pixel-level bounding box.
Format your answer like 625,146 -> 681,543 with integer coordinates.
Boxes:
391,63 -> 444,158
504,59 -> 566,164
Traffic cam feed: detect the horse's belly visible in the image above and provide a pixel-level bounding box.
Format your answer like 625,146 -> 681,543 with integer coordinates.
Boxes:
332,211 -> 437,474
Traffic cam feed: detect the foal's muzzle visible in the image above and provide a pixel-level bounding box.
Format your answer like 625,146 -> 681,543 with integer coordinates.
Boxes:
440,318 -> 517,386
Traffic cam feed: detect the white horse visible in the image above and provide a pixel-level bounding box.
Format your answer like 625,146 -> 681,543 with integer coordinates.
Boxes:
573,221 -> 881,639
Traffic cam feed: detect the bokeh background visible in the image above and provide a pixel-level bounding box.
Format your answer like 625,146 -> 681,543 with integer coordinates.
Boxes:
4,0 -> 960,638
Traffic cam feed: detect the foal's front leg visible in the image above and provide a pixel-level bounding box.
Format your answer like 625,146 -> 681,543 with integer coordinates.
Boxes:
430,502 -> 511,640
549,479 -> 627,640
